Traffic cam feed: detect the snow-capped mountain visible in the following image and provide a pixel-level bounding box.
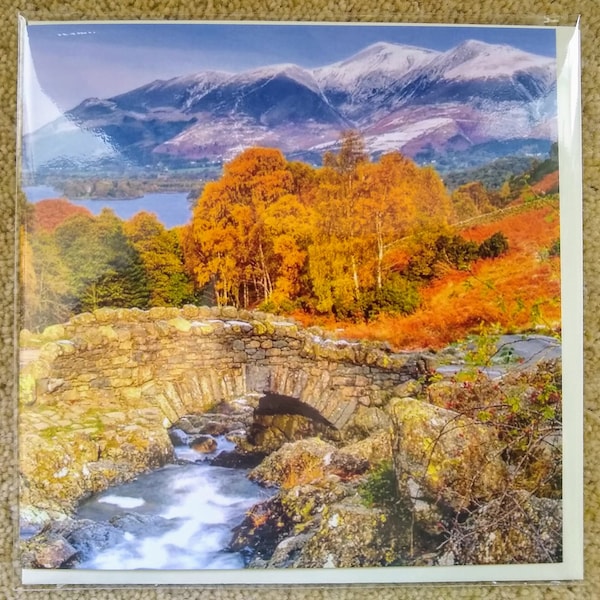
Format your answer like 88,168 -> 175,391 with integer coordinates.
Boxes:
23,39 -> 557,172
313,42 -> 439,120
393,40 -> 556,105
182,63 -> 347,128
433,40 -> 554,82
111,71 -> 232,112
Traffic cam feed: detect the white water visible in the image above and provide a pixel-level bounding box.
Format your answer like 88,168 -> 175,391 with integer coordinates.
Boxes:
75,437 -> 271,570
98,496 -> 146,509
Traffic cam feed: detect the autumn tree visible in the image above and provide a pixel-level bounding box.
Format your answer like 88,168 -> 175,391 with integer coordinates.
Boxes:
183,136 -> 454,321
31,199 -> 93,233
186,148 -> 303,307
53,209 -> 149,313
323,130 -> 367,182
310,135 -> 451,319
124,212 -> 195,307
286,160 -> 318,203
262,194 -> 314,305
451,181 -> 495,222
21,226 -> 75,330
416,166 -> 453,228
310,132 -> 369,313
354,153 -> 418,291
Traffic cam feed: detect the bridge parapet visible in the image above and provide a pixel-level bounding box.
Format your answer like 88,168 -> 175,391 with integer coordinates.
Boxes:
20,306 -> 433,430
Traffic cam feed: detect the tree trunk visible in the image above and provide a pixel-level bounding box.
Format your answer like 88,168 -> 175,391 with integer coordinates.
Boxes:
351,254 -> 360,300
259,243 -> 272,301
377,238 -> 384,291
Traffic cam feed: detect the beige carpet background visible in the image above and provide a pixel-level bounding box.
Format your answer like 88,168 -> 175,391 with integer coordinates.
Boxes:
1,1 -> 597,598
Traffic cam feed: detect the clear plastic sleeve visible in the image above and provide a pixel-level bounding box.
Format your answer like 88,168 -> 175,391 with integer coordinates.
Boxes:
12,10 -> 583,593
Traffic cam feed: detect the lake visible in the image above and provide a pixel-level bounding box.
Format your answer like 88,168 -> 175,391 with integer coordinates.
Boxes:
22,185 -> 193,229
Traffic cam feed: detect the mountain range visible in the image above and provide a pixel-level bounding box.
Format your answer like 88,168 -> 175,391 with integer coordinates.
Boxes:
23,39 -> 557,172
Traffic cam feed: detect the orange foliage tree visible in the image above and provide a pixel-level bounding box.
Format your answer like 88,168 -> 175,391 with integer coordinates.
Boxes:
185,148 -> 310,307
185,134 -> 454,316
309,136 -> 451,316
32,198 -> 93,233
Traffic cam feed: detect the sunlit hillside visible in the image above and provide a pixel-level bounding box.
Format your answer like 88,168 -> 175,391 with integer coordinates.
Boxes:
331,198 -> 561,350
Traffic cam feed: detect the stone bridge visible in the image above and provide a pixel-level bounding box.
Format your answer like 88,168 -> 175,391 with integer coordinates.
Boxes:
20,306 -> 432,431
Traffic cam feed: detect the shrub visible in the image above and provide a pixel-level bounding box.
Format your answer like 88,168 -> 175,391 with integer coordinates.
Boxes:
361,276 -> 421,321
434,359 -> 562,498
358,461 -> 399,509
478,232 -> 509,259
436,234 -> 480,269
405,233 -> 478,281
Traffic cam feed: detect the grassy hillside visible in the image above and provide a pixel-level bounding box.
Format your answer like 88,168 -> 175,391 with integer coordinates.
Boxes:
318,196 -> 561,350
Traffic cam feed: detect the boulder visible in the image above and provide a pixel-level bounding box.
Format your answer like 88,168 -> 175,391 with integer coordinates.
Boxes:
248,413 -> 332,454
390,378 -> 423,399
389,398 -> 507,514
209,450 -> 266,469
172,406 -> 254,437
199,420 -> 239,436
110,513 -> 177,536
339,431 -> 392,466
426,380 -> 457,408
168,427 -> 188,446
440,491 -> 562,564
295,497 -> 407,568
326,451 -> 369,480
279,478 -> 354,532
341,405 -> 391,441
245,421 -> 288,453
228,496 -> 293,562
19,506 -> 68,540
24,534 -> 78,569
189,435 -> 218,453
101,426 -> 174,473
65,521 -> 125,563
229,477 -> 355,565
248,438 -> 336,489
172,416 -> 198,434
267,532 -> 314,568
403,477 -> 445,537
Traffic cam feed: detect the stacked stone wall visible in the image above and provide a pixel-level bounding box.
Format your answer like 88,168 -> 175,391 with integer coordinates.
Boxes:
21,305 -> 432,430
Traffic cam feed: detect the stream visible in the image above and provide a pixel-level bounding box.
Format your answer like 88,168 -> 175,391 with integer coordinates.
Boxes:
74,436 -> 273,570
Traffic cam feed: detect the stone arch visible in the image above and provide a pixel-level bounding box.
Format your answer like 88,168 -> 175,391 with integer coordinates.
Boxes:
255,393 -> 335,429
247,392 -> 341,450
19,307 -> 433,511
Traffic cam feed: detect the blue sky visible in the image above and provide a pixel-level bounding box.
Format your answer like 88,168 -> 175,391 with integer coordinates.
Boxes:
22,22 -> 556,132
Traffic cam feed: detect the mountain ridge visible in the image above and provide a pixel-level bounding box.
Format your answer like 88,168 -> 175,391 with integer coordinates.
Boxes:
23,39 -> 557,171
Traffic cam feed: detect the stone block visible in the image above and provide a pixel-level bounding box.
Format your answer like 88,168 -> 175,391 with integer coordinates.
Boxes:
93,307 -> 117,323
69,312 -> 96,326
221,306 -> 239,319
232,339 -> 245,351
245,365 -> 271,394
190,321 -> 215,336
196,305 -> 214,318
180,305 -> 201,320
120,387 -> 142,403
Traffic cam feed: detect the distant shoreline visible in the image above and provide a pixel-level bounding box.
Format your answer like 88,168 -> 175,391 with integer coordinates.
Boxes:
23,186 -> 194,229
